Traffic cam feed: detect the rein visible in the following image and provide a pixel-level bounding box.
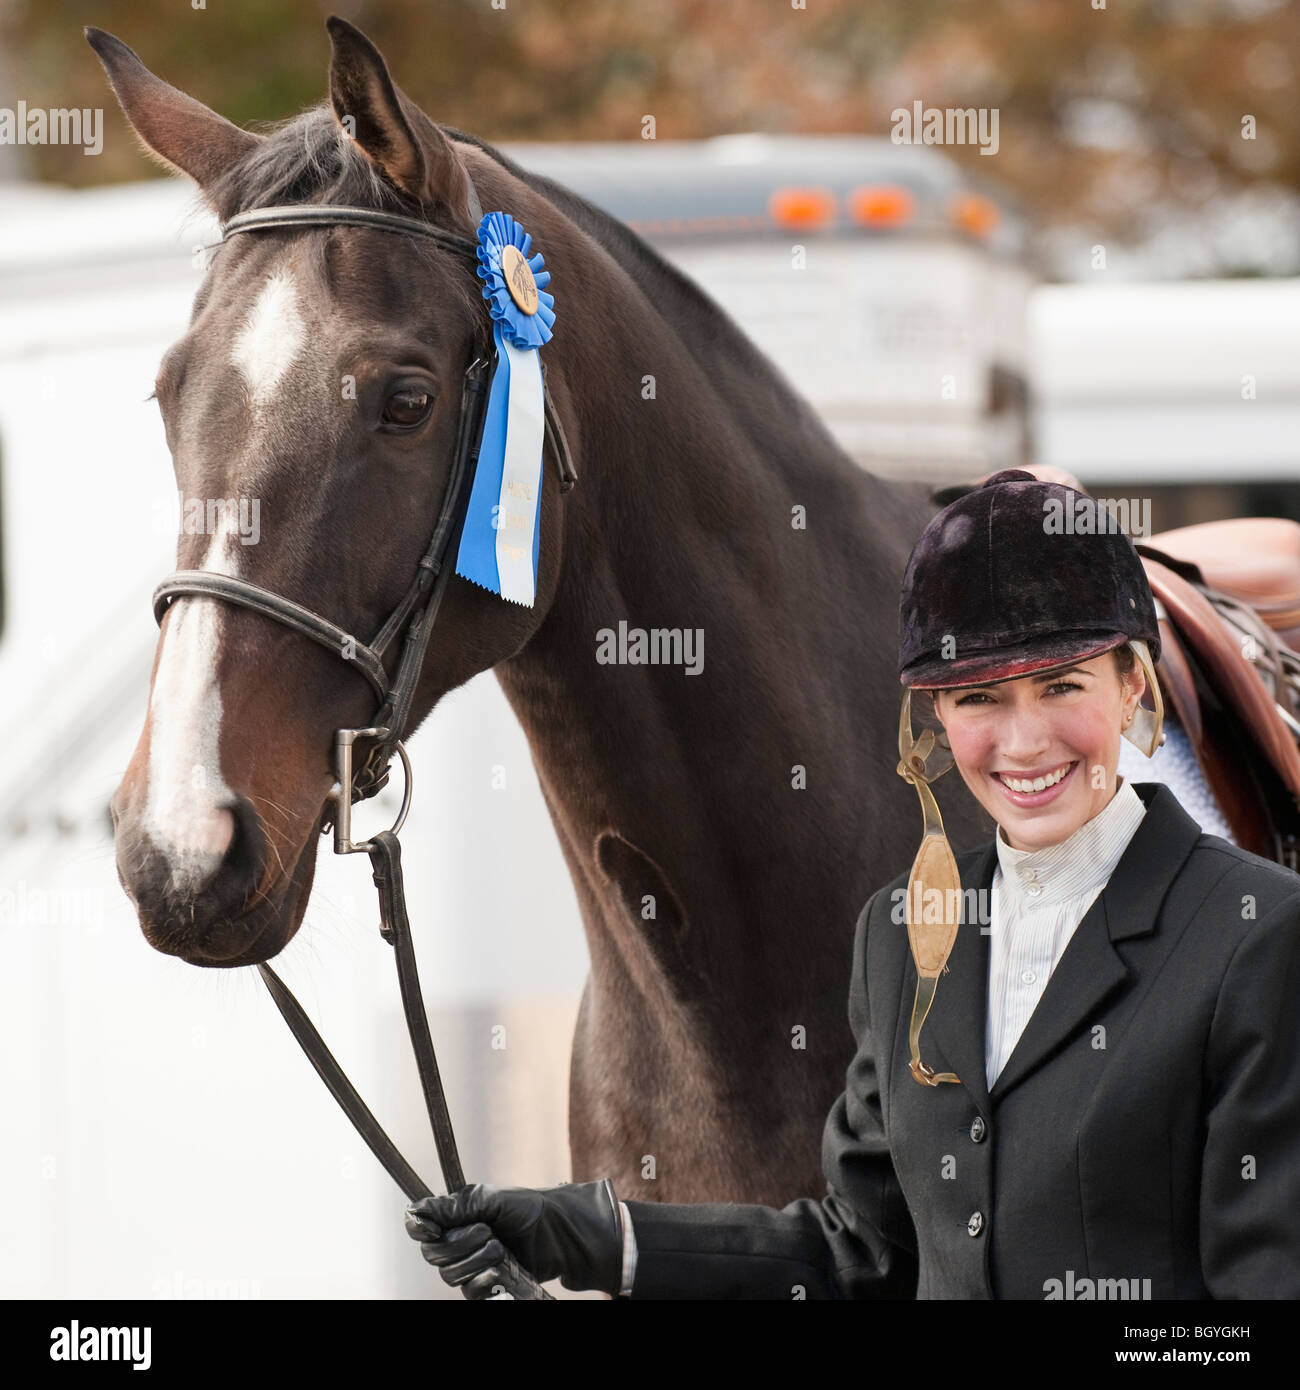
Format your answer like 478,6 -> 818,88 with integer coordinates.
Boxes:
151,184 -> 576,1300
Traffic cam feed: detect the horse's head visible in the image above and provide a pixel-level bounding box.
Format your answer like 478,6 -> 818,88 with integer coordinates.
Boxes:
92,19 -> 568,966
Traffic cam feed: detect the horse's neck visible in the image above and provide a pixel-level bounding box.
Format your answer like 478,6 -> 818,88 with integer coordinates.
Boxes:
494,248 -> 913,870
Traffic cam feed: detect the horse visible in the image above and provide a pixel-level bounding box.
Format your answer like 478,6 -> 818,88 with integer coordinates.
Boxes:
92,15 -> 1000,1210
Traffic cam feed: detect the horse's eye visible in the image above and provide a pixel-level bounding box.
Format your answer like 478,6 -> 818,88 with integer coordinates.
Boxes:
383,387 -> 432,429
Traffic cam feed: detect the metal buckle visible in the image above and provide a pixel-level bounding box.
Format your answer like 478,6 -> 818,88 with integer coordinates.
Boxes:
330,727 -> 413,855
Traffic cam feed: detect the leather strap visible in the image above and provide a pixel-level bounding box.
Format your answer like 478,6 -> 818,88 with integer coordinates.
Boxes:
223,202 -> 478,257
257,959 -> 432,1200
907,975 -> 959,1087
367,830 -> 466,1191
154,571 -> 391,699
897,691 -> 962,1087
256,846 -> 552,1301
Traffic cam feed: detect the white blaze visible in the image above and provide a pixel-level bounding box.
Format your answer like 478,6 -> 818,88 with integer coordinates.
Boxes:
144,589 -> 236,882
230,269 -> 307,408
143,270 -> 308,882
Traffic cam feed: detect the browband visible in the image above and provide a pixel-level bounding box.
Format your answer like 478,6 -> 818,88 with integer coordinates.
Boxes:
221,159 -> 485,253
221,202 -> 480,257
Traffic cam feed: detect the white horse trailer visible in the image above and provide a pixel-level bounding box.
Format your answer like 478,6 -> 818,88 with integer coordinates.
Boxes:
1030,278 -> 1300,527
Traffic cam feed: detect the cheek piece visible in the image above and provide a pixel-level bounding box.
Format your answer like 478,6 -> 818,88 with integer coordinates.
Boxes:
895,639 -> 1164,1088
1122,639 -> 1165,760
896,688 -> 962,1086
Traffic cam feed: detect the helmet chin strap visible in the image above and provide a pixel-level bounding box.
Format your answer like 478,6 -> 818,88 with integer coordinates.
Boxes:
897,689 -> 963,1086
895,639 -> 1164,1089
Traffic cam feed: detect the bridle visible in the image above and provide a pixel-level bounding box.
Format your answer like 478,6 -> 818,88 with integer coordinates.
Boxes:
153,197 -> 576,825
148,184 -> 575,1300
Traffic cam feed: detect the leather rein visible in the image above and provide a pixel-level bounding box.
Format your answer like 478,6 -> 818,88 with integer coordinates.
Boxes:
150,184 -> 576,1300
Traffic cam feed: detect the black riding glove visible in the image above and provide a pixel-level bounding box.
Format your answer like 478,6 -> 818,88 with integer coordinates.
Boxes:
405,1180 -> 624,1299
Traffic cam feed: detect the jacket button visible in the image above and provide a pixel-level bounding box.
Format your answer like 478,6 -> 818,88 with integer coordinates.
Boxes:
967,1211 -> 984,1237
969,1116 -> 986,1143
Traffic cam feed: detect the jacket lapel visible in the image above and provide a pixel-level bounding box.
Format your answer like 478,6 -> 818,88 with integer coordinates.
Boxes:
988,782 -> 1203,1100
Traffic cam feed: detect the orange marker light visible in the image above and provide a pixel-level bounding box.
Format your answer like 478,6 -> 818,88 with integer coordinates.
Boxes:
769,186 -> 837,230
950,192 -> 1000,239
849,185 -> 915,228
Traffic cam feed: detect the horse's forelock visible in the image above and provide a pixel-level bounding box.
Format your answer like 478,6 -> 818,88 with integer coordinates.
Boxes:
206,103 -> 409,222
197,103 -> 485,331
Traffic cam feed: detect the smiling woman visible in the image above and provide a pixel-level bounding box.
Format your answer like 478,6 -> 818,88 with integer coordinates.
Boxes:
406,469 -> 1300,1301
931,649 -> 1144,852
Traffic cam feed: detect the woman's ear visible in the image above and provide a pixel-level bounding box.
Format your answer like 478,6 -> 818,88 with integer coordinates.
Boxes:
1122,659 -> 1147,724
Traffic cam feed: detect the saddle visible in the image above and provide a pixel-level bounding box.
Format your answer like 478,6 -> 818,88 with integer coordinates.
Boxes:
939,470 -> 1300,868
1137,522 -> 1300,867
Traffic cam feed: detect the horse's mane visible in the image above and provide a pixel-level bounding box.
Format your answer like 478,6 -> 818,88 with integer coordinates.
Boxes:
439,124 -> 821,408
205,104 -> 841,457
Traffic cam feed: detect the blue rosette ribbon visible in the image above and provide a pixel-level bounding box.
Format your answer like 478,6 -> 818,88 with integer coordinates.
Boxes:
454,212 -> 556,607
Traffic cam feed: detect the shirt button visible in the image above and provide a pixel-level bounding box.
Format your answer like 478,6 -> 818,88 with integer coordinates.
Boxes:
967,1211 -> 984,1237
1022,868 -> 1038,881
1026,883 -> 1043,898
970,1116 -> 986,1143
1020,969 -> 1037,985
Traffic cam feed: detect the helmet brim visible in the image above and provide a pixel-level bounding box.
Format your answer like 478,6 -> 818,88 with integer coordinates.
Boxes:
901,633 -> 1129,691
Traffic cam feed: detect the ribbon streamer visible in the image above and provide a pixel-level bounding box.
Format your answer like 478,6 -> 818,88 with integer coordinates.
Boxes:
454,212 -> 556,608
455,322 -> 544,605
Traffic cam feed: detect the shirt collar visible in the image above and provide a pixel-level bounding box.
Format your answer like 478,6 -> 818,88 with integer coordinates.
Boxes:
994,777 -> 1147,908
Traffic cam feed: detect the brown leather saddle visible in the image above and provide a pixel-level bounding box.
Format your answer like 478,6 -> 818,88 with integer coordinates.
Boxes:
936,470 -> 1300,869
1137,519 -> 1300,867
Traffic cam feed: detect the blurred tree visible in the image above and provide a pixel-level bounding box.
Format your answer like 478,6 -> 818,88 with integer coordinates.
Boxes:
3,0 -> 1297,264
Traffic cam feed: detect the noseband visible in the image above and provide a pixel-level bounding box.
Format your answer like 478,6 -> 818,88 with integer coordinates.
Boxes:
147,184 -> 575,1300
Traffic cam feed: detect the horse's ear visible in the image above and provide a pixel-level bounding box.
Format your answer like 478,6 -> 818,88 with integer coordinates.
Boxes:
325,15 -> 474,226
85,28 -> 260,187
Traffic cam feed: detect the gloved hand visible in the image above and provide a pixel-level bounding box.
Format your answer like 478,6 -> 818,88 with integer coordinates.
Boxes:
405,1179 -> 625,1299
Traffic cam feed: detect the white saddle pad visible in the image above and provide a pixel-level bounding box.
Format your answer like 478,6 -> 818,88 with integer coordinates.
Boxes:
1116,717 -> 1237,844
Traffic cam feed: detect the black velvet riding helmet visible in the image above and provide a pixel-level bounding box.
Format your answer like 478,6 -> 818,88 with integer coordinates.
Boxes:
898,469 -> 1161,690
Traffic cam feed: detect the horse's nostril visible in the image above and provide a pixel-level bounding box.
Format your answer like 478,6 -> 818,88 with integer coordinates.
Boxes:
217,796 -> 268,903
119,796 -> 269,927
151,800 -> 236,861
196,806 -> 236,858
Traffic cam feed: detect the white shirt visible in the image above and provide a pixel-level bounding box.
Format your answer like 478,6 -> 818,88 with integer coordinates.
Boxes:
617,778 -> 1149,1294
985,778 -> 1147,1089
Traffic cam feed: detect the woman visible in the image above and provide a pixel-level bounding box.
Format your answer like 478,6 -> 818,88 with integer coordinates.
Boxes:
406,470 -> 1300,1299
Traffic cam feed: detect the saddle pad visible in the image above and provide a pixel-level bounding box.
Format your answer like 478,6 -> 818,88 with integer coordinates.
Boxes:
1116,716 -> 1237,844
